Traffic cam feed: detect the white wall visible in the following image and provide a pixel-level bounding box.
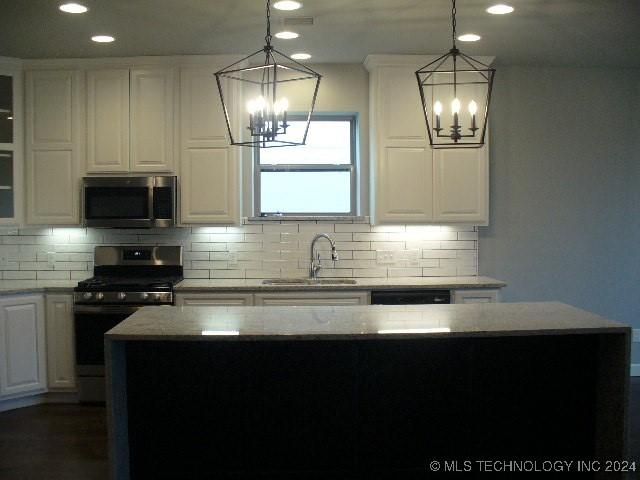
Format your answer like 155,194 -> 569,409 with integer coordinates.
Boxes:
242,64 -> 370,216
478,66 -> 640,362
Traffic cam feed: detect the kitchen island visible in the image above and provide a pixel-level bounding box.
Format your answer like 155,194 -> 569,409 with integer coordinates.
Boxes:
106,302 -> 631,479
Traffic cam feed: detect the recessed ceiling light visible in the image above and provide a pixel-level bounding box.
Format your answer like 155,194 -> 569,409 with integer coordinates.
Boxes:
458,33 -> 481,42
275,31 -> 300,40
486,4 -> 514,14
273,1 -> 302,11
59,3 -> 88,14
91,35 -> 115,43
290,52 -> 311,60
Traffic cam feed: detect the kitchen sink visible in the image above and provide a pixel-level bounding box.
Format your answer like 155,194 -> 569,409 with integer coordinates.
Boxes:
262,278 -> 358,285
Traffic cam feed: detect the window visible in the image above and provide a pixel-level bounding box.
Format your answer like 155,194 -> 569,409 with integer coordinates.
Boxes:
255,115 -> 356,216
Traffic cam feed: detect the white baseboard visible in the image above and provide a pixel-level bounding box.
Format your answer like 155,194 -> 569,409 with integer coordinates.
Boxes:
0,391 -> 78,413
631,364 -> 640,377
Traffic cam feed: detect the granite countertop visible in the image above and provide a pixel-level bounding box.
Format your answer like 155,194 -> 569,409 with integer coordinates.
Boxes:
0,280 -> 78,295
174,276 -> 506,292
0,276 -> 505,296
105,302 -> 629,341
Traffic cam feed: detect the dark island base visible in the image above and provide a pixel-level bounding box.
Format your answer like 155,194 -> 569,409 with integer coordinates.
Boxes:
122,334 -> 627,479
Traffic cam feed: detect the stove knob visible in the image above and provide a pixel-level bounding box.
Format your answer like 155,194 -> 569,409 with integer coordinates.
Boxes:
95,292 -> 104,301
153,293 -> 162,301
140,293 -> 149,301
117,292 -> 127,301
82,292 -> 93,300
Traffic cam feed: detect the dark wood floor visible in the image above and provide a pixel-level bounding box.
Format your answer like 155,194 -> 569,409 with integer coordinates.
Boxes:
1,378 -> 639,479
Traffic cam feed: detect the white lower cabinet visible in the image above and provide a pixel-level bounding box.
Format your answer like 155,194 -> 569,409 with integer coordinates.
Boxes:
0,295 -> 47,399
176,293 -> 254,307
452,289 -> 499,304
45,294 -> 76,391
254,292 -> 370,306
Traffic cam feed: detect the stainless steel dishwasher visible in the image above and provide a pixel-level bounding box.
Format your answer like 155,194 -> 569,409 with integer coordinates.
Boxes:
370,290 -> 451,305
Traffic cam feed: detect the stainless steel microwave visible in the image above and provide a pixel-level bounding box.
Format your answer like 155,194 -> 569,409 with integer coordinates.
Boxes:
82,176 -> 177,228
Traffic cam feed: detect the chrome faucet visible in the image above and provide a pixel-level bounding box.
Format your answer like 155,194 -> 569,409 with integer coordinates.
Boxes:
309,233 -> 339,279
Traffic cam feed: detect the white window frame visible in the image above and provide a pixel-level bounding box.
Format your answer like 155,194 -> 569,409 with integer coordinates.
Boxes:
254,114 -> 357,217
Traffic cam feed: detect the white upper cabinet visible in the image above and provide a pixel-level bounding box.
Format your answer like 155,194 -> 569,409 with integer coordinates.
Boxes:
377,147 -> 433,223
377,66 -> 427,146
86,67 -> 174,173
26,69 -> 81,225
130,68 -> 174,172
86,69 -> 130,172
433,146 -> 488,223
0,295 -> 46,399
179,66 -> 239,224
365,55 -> 491,225
0,61 -> 23,225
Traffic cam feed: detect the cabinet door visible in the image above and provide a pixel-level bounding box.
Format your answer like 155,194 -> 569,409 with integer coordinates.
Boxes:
0,295 -> 46,398
0,67 -> 23,225
86,69 -> 130,172
26,70 -> 81,224
180,148 -> 238,224
254,292 -> 369,306
452,289 -> 499,304
175,293 -> 254,306
179,67 -> 239,225
130,68 -> 174,172
376,147 -> 433,223
45,294 -> 76,391
376,66 -> 427,146
433,145 -> 488,224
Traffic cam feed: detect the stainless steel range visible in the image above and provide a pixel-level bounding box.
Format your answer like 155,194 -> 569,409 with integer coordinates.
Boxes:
73,245 -> 183,402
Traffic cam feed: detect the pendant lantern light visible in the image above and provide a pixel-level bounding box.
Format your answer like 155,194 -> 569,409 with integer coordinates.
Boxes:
416,0 -> 495,148
215,0 -> 321,148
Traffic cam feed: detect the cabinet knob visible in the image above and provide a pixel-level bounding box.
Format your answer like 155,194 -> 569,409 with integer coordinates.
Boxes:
117,292 -> 127,301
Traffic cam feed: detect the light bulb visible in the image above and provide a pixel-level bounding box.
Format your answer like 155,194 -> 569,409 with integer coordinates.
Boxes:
254,96 -> 266,111
274,98 -> 289,115
59,3 -> 88,13
487,4 -> 514,14
91,35 -> 115,43
247,100 -> 256,115
451,98 -> 461,114
468,100 -> 478,115
433,101 -> 443,116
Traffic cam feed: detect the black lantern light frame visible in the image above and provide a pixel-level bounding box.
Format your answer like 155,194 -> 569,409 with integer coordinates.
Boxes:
214,0 -> 322,148
416,0 -> 495,149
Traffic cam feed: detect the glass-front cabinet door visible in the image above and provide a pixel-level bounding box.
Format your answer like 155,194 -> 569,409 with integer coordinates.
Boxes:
0,68 -> 21,224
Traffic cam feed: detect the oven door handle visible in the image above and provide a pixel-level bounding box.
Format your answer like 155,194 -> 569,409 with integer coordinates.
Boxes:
74,305 -> 143,315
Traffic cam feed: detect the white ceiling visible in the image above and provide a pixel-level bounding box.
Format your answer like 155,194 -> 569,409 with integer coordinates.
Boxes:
0,0 -> 639,67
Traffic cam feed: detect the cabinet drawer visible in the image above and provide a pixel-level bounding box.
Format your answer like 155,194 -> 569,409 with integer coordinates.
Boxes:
254,292 -> 369,306
175,293 -> 254,306
452,289 -> 499,304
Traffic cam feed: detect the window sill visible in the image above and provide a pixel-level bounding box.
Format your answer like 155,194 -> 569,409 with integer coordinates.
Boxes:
244,216 -> 370,224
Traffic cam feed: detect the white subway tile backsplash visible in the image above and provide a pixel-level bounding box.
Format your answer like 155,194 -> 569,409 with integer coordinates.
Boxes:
3,271 -> 37,280
0,223 -> 478,280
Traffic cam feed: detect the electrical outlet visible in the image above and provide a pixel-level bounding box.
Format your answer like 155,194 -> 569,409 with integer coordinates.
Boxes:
376,250 -> 395,265
633,329 -> 640,343
227,252 -> 238,267
46,251 -> 56,269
